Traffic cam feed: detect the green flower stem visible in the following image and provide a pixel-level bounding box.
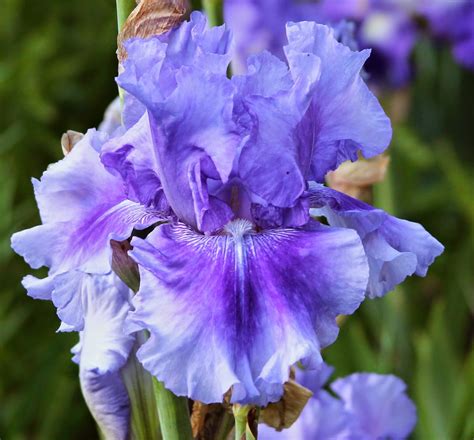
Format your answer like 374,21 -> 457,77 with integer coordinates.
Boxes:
373,164 -> 395,214
373,159 -> 410,368
233,405 -> 258,440
116,0 -> 136,102
121,333 -> 161,440
202,0 -> 223,27
215,411 -> 235,440
153,379 -> 193,440
116,0 -> 136,32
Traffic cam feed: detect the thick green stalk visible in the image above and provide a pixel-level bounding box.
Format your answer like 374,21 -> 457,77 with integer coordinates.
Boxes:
373,164 -> 395,214
202,0 -> 223,27
233,405 -> 248,440
116,0 -> 136,32
116,0 -> 135,101
153,379 -> 193,440
233,405 -> 258,440
373,161 -> 411,368
215,412 -> 235,440
121,334 -> 161,440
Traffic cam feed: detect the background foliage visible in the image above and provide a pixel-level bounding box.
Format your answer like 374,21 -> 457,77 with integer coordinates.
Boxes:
0,1 -> 472,439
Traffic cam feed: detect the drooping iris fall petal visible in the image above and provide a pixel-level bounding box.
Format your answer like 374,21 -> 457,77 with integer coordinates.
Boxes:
309,183 -> 444,298
126,220 -> 368,405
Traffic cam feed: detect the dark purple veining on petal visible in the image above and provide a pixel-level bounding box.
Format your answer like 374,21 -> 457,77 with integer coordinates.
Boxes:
126,219 -> 368,404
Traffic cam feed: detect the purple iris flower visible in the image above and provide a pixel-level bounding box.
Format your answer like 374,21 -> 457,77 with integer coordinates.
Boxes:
11,11 -> 442,408
260,365 -> 417,439
419,0 -> 474,70
224,0 -> 419,88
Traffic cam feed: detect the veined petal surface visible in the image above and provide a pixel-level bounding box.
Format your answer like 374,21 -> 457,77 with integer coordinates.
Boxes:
78,369 -> 130,440
126,220 -> 368,405
118,14 -> 238,233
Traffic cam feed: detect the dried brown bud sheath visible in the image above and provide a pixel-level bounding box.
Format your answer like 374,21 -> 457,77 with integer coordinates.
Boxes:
326,155 -> 390,202
260,379 -> 313,431
118,0 -> 188,61
61,130 -> 84,156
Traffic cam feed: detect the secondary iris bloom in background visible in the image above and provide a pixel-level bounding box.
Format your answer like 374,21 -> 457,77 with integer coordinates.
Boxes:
225,0 -> 419,87
11,10 -> 443,419
419,0 -> 474,69
225,0 -> 474,88
260,364 -> 417,439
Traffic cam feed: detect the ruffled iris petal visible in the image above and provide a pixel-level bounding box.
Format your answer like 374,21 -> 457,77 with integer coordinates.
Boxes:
224,0 -> 322,74
50,270 -> 133,335
118,11 -> 232,111
118,13 -> 238,232
285,22 -> 392,181
101,114 -> 168,210
331,373 -> 417,439
309,184 -> 444,298
126,220 -> 368,405
143,68 -> 237,232
11,131 -> 162,276
233,51 -> 320,210
260,369 -> 416,439
71,272 -> 134,440
22,274 -> 55,300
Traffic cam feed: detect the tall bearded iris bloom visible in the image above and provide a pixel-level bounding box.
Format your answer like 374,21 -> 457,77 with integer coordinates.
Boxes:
11,11 -> 443,410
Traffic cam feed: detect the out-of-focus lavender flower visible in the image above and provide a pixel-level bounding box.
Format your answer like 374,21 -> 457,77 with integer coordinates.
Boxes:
419,0 -> 474,70
260,365 -> 417,440
11,11 -> 442,409
223,0 -> 321,73
225,0 -> 419,88
317,0 -> 419,87
332,373 -> 417,439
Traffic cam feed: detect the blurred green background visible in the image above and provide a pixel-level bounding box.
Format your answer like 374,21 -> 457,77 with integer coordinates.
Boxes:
0,1 -> 472,439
